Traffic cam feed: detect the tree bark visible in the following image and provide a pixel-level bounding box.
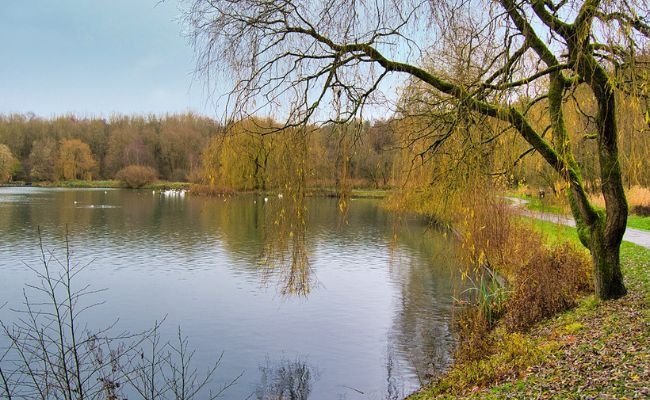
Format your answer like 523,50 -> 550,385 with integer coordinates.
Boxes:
588,218 -> 627,299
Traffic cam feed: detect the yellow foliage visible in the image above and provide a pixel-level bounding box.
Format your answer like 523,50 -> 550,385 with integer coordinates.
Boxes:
56,139 -> 97,181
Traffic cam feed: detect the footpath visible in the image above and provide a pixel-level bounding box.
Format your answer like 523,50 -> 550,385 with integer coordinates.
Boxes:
507,197 -> 650,249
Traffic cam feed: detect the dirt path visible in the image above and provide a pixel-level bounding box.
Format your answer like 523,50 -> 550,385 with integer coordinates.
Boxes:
507,197 -> 650,249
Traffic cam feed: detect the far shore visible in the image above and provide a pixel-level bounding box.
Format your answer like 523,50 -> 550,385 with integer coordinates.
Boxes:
2,180 -> 391,199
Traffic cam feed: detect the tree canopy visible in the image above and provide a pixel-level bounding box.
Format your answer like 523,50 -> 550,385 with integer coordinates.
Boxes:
186,0 -> 649,299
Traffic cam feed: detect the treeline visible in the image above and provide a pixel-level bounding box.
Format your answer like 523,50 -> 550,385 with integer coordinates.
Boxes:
0,113 -> 219,183
0,113 -> 400,189
200,118 -> 398,191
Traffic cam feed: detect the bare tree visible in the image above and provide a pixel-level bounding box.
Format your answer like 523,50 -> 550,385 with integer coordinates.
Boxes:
185,0 -> 650,300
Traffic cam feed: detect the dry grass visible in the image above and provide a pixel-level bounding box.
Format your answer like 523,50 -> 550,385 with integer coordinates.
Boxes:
590,185 -> 650,215
504,241 -> 592,331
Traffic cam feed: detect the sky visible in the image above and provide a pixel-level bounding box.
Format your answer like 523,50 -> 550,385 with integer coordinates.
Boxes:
0,0 -> 215,118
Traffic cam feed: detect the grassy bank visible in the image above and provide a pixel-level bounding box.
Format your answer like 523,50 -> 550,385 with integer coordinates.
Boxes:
409,219 -> 650,399
32,180 -> 122,188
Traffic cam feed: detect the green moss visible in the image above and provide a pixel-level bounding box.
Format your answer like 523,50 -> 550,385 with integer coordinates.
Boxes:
560,322 -> 585,334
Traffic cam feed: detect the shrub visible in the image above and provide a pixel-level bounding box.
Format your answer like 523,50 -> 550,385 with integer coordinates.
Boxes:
116,165 -> 158,188
453,188 -> 592,363
454,303 -> 495,363
504,241 -> 592,331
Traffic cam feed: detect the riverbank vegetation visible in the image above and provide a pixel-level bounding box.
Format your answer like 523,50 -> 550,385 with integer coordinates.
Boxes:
2,109 -> 648,201
409,222 -> 650,399
0,113 -> 400,191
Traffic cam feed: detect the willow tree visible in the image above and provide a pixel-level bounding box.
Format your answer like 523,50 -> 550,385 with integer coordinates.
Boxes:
0,143 -> 19,183
57,139 -> 97,181
186,0 -> 649,300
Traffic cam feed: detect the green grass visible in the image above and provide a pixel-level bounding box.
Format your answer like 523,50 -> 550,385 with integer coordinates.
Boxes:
627,215 -> 650,231
518,217 -> 583,247
507,192 -> 568,214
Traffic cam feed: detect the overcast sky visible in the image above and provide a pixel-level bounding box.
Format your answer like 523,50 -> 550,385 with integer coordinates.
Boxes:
0,0 -> 215,118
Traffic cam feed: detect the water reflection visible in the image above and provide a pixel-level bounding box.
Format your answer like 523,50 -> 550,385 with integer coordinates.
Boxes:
0,187 -> 461,399
390,227 -> 458,382
260,192 -> 312,296
255,358 -> 315,400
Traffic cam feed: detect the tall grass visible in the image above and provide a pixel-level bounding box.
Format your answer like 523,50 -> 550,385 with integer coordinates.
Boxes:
592,185 -> 650,209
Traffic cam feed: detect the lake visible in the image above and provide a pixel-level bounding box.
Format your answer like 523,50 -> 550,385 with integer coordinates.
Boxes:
0,187 -> 461,399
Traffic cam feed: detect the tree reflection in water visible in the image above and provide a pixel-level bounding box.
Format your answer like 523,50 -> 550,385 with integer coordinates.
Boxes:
259,129 -> 314,296
260,191 -> 312,296
255,358 -> 315,400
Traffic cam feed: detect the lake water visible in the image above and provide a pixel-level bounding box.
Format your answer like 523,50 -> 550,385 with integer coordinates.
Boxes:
0,187 -> 461,399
